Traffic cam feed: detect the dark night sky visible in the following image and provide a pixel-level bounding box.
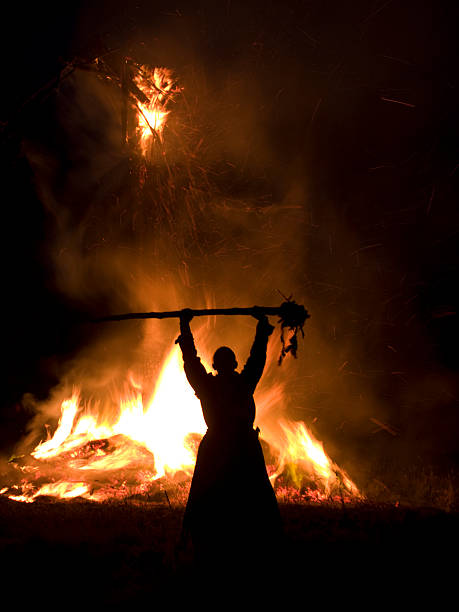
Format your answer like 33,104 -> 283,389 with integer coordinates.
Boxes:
1,1 -> 458,477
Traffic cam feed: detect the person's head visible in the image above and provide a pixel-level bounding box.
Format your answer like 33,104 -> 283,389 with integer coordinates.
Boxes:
212,346 -> 238,374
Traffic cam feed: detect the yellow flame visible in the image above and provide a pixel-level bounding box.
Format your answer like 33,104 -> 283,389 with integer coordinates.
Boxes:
32,395 -> 80,459
265,419 -> 360,498
142,345 -> 206,477
34,482 -> 91,499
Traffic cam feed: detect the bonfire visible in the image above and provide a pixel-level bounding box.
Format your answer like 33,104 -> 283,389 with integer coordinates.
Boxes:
1,59 -> 361,507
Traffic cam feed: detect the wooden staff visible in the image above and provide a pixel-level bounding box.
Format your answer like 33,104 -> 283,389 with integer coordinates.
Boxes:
94,300 -> 310,363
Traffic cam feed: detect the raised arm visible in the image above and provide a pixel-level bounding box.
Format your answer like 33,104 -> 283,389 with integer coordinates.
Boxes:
175,309 -> 209,397
240,310 -> 274,393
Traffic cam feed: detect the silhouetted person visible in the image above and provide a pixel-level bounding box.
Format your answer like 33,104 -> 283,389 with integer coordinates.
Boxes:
176,308 -> 282,575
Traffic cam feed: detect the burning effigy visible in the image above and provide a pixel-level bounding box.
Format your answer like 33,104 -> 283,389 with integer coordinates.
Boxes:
1,59 -> 361,507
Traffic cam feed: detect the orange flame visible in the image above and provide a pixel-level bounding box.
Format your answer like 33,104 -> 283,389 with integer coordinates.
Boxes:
2,342 -> 360,504
267,420 -> 361,501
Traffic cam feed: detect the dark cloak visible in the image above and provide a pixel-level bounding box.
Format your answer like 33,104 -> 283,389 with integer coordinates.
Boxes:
176,318 -> 282,564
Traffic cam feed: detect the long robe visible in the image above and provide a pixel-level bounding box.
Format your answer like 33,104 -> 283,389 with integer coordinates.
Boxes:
177,319 -> 282,565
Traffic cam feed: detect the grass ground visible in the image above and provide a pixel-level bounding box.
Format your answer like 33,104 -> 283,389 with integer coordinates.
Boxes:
1,495 -> 457,606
